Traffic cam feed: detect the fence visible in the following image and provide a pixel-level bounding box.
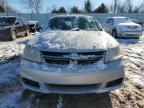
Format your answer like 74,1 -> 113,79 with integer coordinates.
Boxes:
0,13 -> 144,25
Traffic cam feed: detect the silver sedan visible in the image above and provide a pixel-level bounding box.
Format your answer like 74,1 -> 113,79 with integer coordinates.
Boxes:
21,15 -> 125,94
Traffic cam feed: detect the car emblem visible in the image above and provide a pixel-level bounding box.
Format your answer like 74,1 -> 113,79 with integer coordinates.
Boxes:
69,53 -> 78,65
69,53 -> 79,59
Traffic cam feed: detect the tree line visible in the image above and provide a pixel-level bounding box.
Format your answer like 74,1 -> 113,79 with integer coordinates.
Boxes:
0,0 -> 16,13
0,0 -> 144,13
51,0 -> 144,13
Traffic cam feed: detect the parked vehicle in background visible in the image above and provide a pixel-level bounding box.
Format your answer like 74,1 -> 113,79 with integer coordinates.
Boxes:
103,16 -> 143,38
28,21 -> 42,33
0,16 -> 29,41
21,15 -> 125,94
131,19 -> 144,28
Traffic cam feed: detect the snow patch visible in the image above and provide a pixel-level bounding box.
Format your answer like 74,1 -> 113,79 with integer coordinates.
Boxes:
0,59 -> 20,84
126,73 -> 144,89
56,96 -> 63,108
0,91 -> 21,108
0,42 -> 25,61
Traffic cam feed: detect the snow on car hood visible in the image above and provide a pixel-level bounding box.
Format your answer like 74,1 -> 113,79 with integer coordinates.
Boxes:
29,30 -> 119,51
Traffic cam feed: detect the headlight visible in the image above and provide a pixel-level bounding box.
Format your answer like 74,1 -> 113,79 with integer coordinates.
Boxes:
105,47 -> 122,64
23,45 -> 41,63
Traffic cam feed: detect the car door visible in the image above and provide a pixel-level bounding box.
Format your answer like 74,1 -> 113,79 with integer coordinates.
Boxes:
103,18 -> 114,33
108,18 -> 114,34
103,18 -> 110,32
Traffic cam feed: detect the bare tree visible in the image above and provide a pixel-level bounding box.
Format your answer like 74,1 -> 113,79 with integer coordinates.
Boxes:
22,0 -> 42,14
125,0 -> 133,13
0,0 -> 16,13
35,0 -> 42,14
110,0 -> 144,13
113,0 -> 117,13
84,0 -> 92,13
116,1 -> 127,13
110,0 -> 121,13
0,0 -> 7,12
133,2 -> 144,13
139,2 -> 144,13
123,0 -> 144,13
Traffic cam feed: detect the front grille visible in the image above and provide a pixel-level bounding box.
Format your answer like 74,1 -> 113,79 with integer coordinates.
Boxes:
127,26 -> 137,29
46,83 -> 101,90
41,51 -> 105,65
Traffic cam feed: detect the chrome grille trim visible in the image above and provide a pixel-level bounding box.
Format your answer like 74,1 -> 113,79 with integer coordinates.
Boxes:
41,51 -> 105,65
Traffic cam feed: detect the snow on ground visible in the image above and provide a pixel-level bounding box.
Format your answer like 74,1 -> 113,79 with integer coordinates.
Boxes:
0,35 -> 33,85
0,42 -> 24,85
118,37 -> 144,90
0,91 -> 22,108
0,59 -> 20,85
111,36 -> 144,108
0,42 -> 25,61
123,45 -> 144,89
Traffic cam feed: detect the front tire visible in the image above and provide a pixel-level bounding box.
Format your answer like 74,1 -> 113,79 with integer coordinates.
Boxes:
112,30 -> 118,38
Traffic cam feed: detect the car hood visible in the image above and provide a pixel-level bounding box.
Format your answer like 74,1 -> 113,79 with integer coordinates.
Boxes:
29,31 -> 119,52
118,22 -> 141,26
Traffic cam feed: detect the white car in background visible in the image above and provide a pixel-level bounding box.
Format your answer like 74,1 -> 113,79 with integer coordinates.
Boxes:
103,17 -> 143,38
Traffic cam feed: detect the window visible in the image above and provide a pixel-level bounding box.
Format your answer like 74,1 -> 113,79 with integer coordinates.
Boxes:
49,16 -> 103,31
87,17 -> 103,31
0,17 -> 16,25
109,18 -> 114,25
105,18 -> 114,25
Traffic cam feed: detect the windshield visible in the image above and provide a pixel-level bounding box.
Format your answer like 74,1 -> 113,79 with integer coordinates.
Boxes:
0,17 -> 16,25
115,17 -> 132,24
49,16 -> 103,31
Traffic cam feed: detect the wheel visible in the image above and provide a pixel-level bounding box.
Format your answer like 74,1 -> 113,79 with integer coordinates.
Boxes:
25,29 -> 29,36
112,30 -> 117,38
11,31 -> 17,41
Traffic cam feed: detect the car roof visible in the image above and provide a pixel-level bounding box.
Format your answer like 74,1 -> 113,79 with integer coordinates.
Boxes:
107,16 -> 128,19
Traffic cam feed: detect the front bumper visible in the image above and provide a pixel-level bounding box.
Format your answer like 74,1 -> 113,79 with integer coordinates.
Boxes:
118,30 -> 142,37
21,60 -> 125,94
